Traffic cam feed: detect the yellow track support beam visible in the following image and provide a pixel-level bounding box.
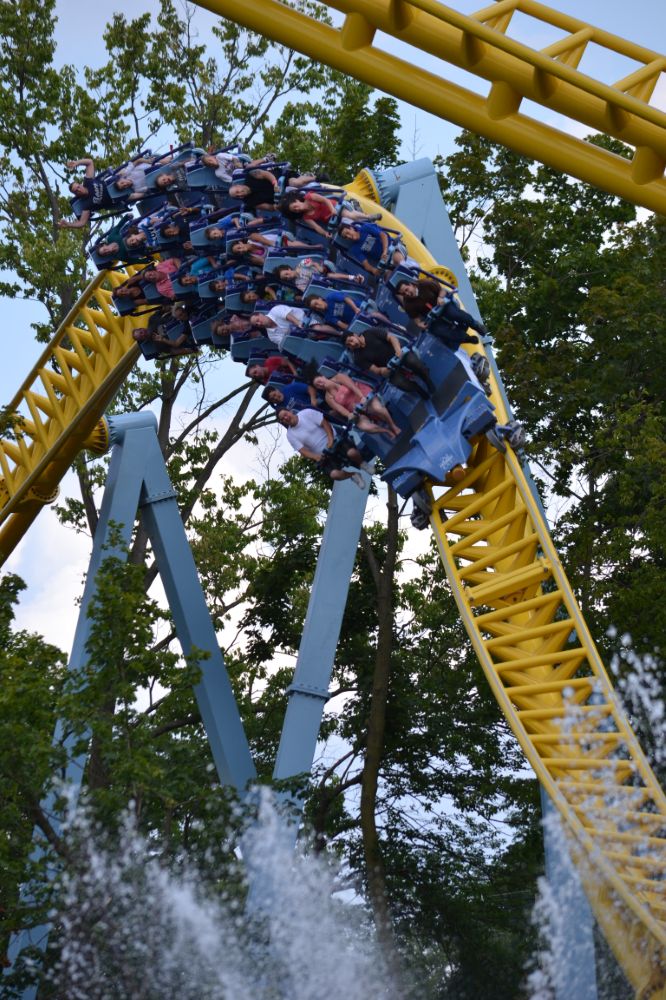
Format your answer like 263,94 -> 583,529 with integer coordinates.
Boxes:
428,439 -> 666,995
342,180 -> 666,993
0,268 -> 144,563
0,162 -> 663,991
192,0 -> 666,214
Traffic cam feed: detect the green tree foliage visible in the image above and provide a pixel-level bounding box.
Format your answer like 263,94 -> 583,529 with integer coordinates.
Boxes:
0,0 -> 105,333
0,0 -> 399,337
96,0 -> 334,149
0,0 -> 402,988
262,77 -> 401,182
0,575 -> 67,955
1,3 -> 660,996
437,131 -> 665,673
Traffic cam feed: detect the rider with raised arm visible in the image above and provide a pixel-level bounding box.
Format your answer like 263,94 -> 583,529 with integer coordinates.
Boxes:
59,157 -> 114,229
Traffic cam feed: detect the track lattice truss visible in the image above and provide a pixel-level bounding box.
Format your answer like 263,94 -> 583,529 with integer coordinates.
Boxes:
193,0 -> 666,215
0,268 -> 142,562
1,220 -> 665,995
429,436 -> 666,996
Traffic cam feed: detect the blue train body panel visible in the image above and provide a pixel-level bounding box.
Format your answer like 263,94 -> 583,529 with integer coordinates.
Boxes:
382,385 -> 494,496
351,343 -> 496,499
87,141 -> 506,495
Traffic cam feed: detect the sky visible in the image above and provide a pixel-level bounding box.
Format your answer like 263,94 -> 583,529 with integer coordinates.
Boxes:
2,0 -> 665,654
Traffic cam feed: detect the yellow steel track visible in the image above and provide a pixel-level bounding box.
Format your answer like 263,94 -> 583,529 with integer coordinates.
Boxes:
382,188 -> 666,991
1,0 -> 665,983
428,437 -> 666,996
351,180 -> 666,995
1,189 -> 664,995
0,267 -> 142,563
193,0 -> 666,215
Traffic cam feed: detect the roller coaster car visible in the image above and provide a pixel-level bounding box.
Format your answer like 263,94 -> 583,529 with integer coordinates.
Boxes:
224,282 -> 262,313
141,142 -> 199,190
190,303 -> 227,347
184,163 -> 230,192
262,247 -> 327,274
224,226 -> 281,253
197,271 -> 226,298
229,333 -> 275,362
353,335 -> 497,500
282,330 -> 346,367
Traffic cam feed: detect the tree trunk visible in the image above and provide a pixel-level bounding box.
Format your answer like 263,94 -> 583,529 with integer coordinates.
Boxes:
359,488 -> 404,994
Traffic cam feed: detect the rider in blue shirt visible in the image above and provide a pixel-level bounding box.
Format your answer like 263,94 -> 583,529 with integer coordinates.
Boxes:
303,290 -> 361,330
338,222 -> 407,277
265,381 -> 314,411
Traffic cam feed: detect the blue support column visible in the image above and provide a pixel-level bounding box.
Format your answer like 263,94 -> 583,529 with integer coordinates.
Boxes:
45,414 -> 153,792
136,429 -> 256,791
372,161 -> 598,994
62,412 -> 255,793
5,416 -> 150,989
371,159 -> 511,410
370,159 -> 482,318
7,412 -> 255,995
272,473 -> 370,795
372,161 -> 552,519
243,474 -> 369,909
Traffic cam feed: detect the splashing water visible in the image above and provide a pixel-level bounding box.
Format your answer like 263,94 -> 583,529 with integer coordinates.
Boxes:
609,629 -> 666,770
525,809 -> 598,1000
526,632 -> 664,998
526,818 -> 633,1000
49,792 -> 390,1000
525,874 -> 562,1000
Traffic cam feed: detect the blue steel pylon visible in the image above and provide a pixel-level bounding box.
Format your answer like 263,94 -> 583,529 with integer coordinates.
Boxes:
6,412 -> 255,994
6,410 -> 369,996
366,158 -> 598,1000
273,470 -> 370,788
